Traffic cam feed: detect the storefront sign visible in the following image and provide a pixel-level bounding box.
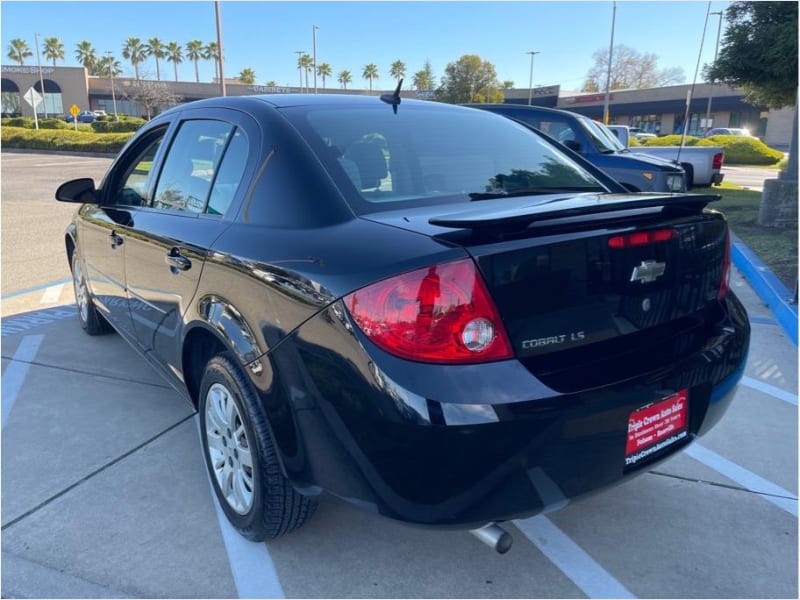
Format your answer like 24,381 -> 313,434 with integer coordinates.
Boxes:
2,65 -> 55,75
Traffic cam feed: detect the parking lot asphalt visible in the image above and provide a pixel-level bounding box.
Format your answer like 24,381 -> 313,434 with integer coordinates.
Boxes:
1,152 -> 797,598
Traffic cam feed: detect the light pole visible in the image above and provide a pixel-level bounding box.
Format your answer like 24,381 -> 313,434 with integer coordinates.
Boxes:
312,24 -> 318,94
602,0 -> 617,124
106,51 -> 119,122
526,51 -> 540,106
34,32 -> 47,118
294,50 -> 304,92
215,0 -> 226,96
704,11 -> 723,134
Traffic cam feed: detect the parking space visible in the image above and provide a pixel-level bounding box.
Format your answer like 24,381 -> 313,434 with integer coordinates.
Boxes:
1,266 -> 796,599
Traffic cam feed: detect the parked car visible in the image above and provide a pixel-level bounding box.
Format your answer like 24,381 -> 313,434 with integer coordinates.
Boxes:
56,95 -> 749,549
93,110 -> 108,118
77,110 -> 96,123
608,125 -> 725,187
705,127 -> 754,137
470,104 -> 687,194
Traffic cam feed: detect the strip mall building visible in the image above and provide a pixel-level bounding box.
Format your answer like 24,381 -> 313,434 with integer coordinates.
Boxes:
2,64 -> 793,148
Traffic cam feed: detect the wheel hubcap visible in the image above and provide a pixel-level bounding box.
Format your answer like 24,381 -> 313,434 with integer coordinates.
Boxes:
72,259 -> 89,323
205,383 -> 254,515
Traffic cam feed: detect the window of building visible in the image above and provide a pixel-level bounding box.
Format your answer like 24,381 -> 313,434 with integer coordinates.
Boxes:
629,114 -> 660,134
1,78 -> 21,116
33,79 -> 63,116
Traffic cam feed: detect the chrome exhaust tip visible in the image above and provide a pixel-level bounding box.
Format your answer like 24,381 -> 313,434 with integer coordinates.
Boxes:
470,522 -> 513,554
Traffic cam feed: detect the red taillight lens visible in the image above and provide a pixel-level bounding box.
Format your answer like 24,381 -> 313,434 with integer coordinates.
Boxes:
712,152 -> 724,170
608,228 -> 677,248
719,228 -> 731,300
344,259 -> 513,363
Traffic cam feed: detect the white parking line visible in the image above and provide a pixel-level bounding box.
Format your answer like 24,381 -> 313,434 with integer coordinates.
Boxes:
514,515 -> 636,599
40,284 -> 65,304
739,376 -> 798,406
685,444 -> 798,517
194,416 -> 285,599
2,335 -> 44,428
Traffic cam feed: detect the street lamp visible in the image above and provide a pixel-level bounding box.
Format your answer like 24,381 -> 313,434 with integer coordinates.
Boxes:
312,24 -> 319,94
34,32 -> 47,118
294,50 -> 304,92
106,51 -> 119,122
704,11 -> 723,134
602,0 -> 617,124
526,51 -> 540,106
215,0 -> 226,96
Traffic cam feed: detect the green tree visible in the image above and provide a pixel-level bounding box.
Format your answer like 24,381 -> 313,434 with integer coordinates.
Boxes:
389,59 -> 406,82
502,80 -> 515,89
582,45 -> 684,92
265,80 -> 277,87
122,37 -> 148,81
7,38 -> 32,65
97,54 -> 123,77
316,62 -> 332,88
297,53 -> 313,91
148,37 -> 166,81
204,41 -> 220,82
338,69 -> 352,90
42,37 -> 65,67
74,40 -> 97,73
185,40 -> 204,83
436,54 -> 504,104
238,67 -> 256,84
362,63 -> 379,92
166,42 -> 183,82
412,59 -> 435,91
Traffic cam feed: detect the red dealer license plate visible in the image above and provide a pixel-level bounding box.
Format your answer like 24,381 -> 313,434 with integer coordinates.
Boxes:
625,390 -> 688,466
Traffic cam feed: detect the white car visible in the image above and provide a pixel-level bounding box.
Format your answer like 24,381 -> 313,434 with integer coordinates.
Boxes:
92,110 -> 108,118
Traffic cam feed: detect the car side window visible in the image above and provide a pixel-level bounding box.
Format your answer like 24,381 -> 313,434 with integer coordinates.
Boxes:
108,134 -> 164,207
152,119 -> 234,213
206,128 -> 248,216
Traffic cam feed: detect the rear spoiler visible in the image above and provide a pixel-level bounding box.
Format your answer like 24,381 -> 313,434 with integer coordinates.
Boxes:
428,193 -> 721,230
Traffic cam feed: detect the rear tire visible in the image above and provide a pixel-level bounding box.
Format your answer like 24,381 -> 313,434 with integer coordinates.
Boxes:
71,251 -> 112,335
199,352 -> 316,541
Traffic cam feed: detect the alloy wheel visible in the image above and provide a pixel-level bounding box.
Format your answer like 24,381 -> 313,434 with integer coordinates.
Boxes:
72,258 -> 89,323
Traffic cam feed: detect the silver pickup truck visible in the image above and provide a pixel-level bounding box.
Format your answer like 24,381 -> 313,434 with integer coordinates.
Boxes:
607,125 -> 725,188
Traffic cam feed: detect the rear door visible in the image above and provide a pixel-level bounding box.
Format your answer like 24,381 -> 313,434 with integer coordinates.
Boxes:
123,108 -> 258,375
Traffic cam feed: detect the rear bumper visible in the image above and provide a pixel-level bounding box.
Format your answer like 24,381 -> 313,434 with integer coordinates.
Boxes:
712,172 -> 725,185
269,292 -> 749,528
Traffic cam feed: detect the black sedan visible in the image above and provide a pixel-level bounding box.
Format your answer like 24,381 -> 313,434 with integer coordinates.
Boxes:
57,94 -> 749,549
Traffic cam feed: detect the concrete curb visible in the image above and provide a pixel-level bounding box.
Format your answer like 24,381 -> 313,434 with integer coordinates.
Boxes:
2,148 -> 118,159
731,240 -> 798,346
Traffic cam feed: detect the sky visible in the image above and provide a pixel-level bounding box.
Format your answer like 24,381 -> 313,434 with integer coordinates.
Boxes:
2,1 -> 731,92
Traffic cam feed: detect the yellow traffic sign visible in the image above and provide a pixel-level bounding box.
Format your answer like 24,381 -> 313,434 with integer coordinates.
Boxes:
70,104 -> 80,117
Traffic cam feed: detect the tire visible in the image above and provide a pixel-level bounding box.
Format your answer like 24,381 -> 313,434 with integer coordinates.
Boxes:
71,251 -> 113,335
681,163 -> 694,190
199,352 -> 316,541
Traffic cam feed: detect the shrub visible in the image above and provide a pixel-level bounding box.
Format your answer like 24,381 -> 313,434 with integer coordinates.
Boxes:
91,117 -> 146,133
642,135 -> 715,147
628,136 -> 642,146
38,118 -> 73,130
705,135 -> 784,165
2,117 -> 35,128
1,126 -> 134,154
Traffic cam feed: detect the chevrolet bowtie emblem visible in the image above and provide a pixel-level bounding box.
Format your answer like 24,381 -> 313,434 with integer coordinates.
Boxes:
630,260 -> 666,284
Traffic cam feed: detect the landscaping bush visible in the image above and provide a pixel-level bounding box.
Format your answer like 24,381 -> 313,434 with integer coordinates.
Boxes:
705,135 -> 784,165
642,135 -> 715,147
1,126 -> 134,154
90,117 -> 146,133
38,118 -> 73,130
2,117 -> 35,128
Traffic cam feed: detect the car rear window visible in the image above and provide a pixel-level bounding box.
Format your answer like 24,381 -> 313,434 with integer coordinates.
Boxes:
287,104 -> 606,214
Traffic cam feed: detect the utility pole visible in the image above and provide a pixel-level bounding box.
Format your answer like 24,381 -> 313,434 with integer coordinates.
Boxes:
106,51 -> 119,122
704,11 -> 723,134
34,32 -> 47,118
312,24 -> 318,94
602,0 -> 617,124
215,0 -> 226,96
526,51 -> 540,106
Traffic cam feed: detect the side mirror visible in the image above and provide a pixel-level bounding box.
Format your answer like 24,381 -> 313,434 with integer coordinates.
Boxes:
563,140 -> 582,153
56,178 -> 97,203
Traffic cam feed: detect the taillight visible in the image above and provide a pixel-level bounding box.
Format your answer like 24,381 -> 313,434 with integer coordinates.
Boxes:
713,152 -> 724,170
719,228 -> 731,300
344,259 -> 513,364
608,228 -> 677,248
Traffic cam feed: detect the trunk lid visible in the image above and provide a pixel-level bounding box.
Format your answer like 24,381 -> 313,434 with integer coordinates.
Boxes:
362,192 -> 728,391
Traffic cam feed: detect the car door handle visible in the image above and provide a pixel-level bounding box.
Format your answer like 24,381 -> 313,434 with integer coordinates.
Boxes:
109,231 -> 124,248
165,249 -> 192,272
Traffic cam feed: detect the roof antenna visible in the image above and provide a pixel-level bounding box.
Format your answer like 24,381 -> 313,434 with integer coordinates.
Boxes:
380,78 -> 403,114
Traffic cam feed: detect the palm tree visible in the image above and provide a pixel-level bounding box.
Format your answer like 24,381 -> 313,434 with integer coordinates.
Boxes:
389,60 -> 406,82
122,37 -> 148,81
298,53 -> 313,92
204,41 -> 220,82
42,37 -> 65,67
7,39 -> 32,65
97,54 -> 123,77
148,37 -> 166,81
316,62 -> 332,89
338,69 -> 352,90
362,63 -> 379,92
265,80 -> 277,87
185,40 -> 204,83
166,41 -> 183,82
75,40 -> 97,73
238,68 -> 256,84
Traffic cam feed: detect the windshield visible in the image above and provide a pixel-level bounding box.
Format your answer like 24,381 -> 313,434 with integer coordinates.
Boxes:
581,117 -> 625,153
288,104 -> 607,214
